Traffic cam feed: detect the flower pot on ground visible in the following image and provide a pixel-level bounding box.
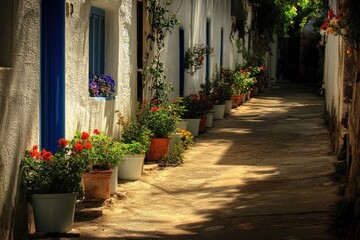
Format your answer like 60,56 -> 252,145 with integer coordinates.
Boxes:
205,112 -> 214,127
176,120 -> 188,130
169,132 -> 183,150
117,142 -> 147,180
20,135 -> 90,233
199,115 -> 207,133
225,100 -> 232,115
32,193 -> 78,233
118,154 -> 145,180
146,137 -> 171,161
185,118 -> 201,136
238,94 -> 244,106
213,104 -> 225,119
83,170 -> 112,200
82,130 -> 124,200
231,95 -> 239,108
110,167 -> 118,194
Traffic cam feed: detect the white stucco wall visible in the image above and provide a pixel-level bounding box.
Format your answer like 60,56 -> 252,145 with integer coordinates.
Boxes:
0,0 -> 41,239
323,0 -> 344,122
162,0 -> 233,98
65,0 -> 138,139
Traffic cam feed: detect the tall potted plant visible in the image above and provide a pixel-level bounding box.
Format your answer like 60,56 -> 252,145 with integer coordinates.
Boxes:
21,137 -> 89,233
182,93 -> 209,136
81,130 -> 124,200
117,114 -> 152,180
211,67 -> 234,118
138,100 -> 180,161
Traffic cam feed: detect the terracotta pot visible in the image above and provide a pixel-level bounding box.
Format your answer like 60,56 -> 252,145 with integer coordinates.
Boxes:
238,94 -> 244,106
146,138 -> 171,161
231,95 -> 239,108
83,170 -> 112,200
199,116 -> 207,133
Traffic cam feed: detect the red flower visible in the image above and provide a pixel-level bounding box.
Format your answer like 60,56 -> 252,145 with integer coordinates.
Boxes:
41,149 -> 52,161
93,129 -> 100,135
30,145 -> 41,158
74,141 -> 83,153
81,132 -> 90,141
85,141 -> 92,149
346,48 -> 354,55
58,138 -> 68,148
259,66 -> 265,71
152,107 -> 159,112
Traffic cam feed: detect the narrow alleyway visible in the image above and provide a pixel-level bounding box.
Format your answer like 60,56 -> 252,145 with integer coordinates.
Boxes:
73,81 -> 340,240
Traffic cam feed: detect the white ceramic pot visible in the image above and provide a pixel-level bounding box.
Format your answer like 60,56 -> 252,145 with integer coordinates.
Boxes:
31,193 -> 78,233
206,113 -> 214,127
213,104 -> 225,119
176,120 -> 188,130
185,118 -> 201,136
118,154 -> 145,180
110,167 -> 118,194
169,133 -> 182,150
225,100 -> 232,115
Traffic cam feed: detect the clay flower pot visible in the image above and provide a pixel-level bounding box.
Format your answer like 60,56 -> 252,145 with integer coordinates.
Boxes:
146,138 -> 171,161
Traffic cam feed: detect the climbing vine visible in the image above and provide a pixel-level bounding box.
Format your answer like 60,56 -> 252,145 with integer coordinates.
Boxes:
141,0 -> 180,103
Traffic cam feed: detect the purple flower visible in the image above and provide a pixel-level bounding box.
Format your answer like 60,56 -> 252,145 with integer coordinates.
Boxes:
89,74 -> 116,98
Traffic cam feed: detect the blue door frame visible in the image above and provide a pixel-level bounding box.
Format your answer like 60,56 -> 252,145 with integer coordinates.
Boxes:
40,0 -> 65,153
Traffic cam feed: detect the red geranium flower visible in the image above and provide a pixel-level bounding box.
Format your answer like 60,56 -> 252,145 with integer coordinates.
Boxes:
30,145 -> 41,158
74,141 -> 83,153
58,138 -> 69,148
93,129 -> 100,135
152,107 -> 159,112
85,141 -> 92,149
81,132 -> 90,141
41,149 -> 52,161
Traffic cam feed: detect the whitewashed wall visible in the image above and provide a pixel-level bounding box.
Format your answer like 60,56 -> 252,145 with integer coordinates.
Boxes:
0,0 -> 41,239
163,0 -> 233,99
65,0 -> 138,139
322,0 -> 347,154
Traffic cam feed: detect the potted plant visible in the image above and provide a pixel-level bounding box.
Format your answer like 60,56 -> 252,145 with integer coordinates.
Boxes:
211,67 -> 234,118
117,114 -> 152,180
89,74 -> 116,100
81,130 -> 124,200
20,137 -> 90,233
137,100 -> 180,161
182,93 -> 209,136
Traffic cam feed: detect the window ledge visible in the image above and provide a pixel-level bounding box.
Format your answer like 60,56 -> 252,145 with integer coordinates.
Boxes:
91,96 -> 116,101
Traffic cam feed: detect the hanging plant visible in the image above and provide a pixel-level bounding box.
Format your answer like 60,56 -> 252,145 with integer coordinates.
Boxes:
184,44 -> 213,76
320,0 -> 360,50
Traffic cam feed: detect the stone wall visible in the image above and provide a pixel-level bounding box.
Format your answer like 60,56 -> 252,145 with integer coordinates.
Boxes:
0,0 -> 41,239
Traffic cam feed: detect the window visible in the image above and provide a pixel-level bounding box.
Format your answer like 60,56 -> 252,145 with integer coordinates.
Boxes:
89,6 -> 105,76
0,0 -> 13,67
220,28 -> 224,67
206,20 -> 211,82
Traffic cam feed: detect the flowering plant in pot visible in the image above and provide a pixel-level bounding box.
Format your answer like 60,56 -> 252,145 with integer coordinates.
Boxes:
76,130 -> 124,200
211,67 -> 234,104
182,93 -> 211,119
89,74 -> 116,98
20,135 -> 92,233
137,99 -> 180,161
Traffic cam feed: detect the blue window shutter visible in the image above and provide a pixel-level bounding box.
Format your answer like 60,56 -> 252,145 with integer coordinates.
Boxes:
206,20 -> 210,82
89,6 -> 105,77
179,28 -> 185,96
220,28 -> 224,67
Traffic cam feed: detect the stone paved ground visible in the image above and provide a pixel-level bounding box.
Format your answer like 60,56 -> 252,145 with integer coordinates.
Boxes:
71,81 -> 340,239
